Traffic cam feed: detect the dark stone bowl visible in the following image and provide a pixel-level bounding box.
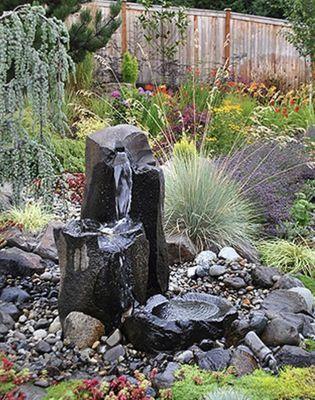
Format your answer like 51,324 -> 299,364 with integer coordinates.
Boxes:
123,293 -> 238,352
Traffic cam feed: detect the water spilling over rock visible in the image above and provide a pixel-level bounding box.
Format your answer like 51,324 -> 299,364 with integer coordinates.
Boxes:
55,125 -> 169,331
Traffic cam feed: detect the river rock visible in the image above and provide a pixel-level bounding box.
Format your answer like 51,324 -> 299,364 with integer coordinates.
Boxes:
209,265 -> 227,277
166,234 -> 196,264
0,247 -> 45,277
195,251 -> 217,267
275,345 -> 315,367
80,125 -> 169,295
103,344 -> 125,363
261,318 -> 300,347
197,348 -> 231,371
0,287 -> 30,304
154,362 -> 179,389
251,265 -> 281,288
64,312 -> 105,349
223,276 -> 246,289
274,275 -> 304,290
218,247 -> 240,262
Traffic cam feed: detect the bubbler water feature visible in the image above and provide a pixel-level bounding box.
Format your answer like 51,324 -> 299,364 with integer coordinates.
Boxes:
55,125 -> 237,351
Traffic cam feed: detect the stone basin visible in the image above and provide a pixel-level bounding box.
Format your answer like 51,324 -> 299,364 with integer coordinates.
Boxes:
123,293 -> 238,352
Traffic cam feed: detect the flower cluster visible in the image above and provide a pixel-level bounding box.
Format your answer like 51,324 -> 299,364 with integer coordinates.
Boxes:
0,355 -> 30,399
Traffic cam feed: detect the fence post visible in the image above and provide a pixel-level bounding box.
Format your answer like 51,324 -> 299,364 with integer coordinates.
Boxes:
194,15 -> 199,68
224,8 -> 231,66
121,0 -> 127,55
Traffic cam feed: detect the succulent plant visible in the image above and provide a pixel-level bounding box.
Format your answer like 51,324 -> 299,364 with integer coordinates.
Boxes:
204,387 -> 252,400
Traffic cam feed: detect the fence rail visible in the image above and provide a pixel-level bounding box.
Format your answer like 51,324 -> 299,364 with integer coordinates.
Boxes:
93,0 -> 311,87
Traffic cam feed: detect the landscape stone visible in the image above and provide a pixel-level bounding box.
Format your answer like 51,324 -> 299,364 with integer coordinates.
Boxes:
166,234 -> 196,264
154,362 -> 179,389
36,340 -> 52,354
195,265 -> 210,278
187,266 -> 197,278
275,345 -> 315,367
0,287 -> 30,304
33,329 -> 47,341
0,302 -> 20,320
223,276 -> 246,289
64,312 -> 105,349
209,265 -> 227,277
218,247 -> 240,262
194,251 -> 217,267
261,318 -> 300,347
34,221 -> 64,261
0,247 -> 45,277
289,287 -> 314,313
106,329 -> 122,347
104,344 -> 125,363
261,290 -> 310,315
175,350 -> 193,364
274,275 -> 304,290
251,265 -> 281,288
197,348 -> 231,371
49,317 -> 61,334
229,345 -> 258,376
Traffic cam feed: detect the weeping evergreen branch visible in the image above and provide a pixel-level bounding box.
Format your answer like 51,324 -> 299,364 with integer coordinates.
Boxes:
0,5 -> 73,206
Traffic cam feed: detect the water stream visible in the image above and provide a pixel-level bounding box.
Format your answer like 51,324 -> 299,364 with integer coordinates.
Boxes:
113,148 -> 133,221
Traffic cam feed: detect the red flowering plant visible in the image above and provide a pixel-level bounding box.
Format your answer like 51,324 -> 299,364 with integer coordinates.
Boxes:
0,354 -> 30,399
55,173 -> 86,205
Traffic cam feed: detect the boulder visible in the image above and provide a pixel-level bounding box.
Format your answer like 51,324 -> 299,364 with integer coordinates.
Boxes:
103,344 -> 125,363
80,125 -> 169,294
0,247 -> 45,277
261,318 -> 300,347
261,290 -> 310,315
229,345 -> 258,376
64,311 -> 105,349
123,293 -> 238,352
289,287 -> 314,313
275,345 -> 315,367
194,251 -> 217,267
34,221 -> 64,261
209,265 -> 227,277
0,301 -> 20,320
196,348 -> 231,371
5,228 -> 37,253
218,247 -> 241,262
251,265 -> 281,288
0,310 -> 15,336
154,362 -> 179,389
273,275 -> 304,290
166,234 -> 196,264
223,276 -> 246,289
226,312 -> 268,346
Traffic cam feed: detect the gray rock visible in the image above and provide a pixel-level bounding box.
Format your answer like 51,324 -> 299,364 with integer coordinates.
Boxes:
187,266 -> 197,278
261,318 -> 300,347
18,384 -> 46,400
104,344 -> 125,363
209,265 -> 227,277
175,350 -> 193,364
229,345 -> 258,376
33,329 -> 47,341
0,182 -> 13,211
48,316 -> 61,334
0,247 -> 45,277
0,287 -> 30,304
275,345 -> 315,367
0,310 -> 15,333
195,251 -> 217,267
281,313 -> 315,337
289,287 -> 314,313
154,362 -> 179,389
195,265 -> 210,278
34,221 -> 64,261
35,318 -> 50,330
106,329 -> 122,347
35,340 -> 52,354
223,276 -> 246,289
166,234 -> 196,264
197,348 -> 231,371
40,272 -> 52,281
274,275 -> 304,290
64,311 -> 105,349
218,247 -> 240,262
261,290 -> 310,315
251,265 -> 281,288
0,302 -> 20,320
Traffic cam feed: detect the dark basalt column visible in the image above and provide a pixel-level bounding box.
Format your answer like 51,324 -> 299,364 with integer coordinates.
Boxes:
81,125 -> 169,294
55,220 -> 150,330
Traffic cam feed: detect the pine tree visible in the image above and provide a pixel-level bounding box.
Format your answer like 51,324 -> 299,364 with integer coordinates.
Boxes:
0,0 -> 121,63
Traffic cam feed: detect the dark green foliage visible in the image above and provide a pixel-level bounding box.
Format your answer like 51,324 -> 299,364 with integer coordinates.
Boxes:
122,51 -> 139,85
296,274 -> 315,295
0,0 -> 121,64
51,135 -> 85,173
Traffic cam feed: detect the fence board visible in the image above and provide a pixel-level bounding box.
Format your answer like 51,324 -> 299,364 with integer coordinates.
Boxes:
93,0 -> 311,87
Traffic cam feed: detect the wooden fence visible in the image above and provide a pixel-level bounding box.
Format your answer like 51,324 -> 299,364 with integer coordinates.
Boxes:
93,0 -> 311,87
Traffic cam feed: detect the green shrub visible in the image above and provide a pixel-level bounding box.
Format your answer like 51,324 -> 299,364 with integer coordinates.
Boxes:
259,239 -> 315,277
122,51 -> 139,85
304,339 -> 315,352
68,52 -> 94,92
0,202 -> 55,233
204,388 -> 252,400
164,154 -> 258,256
51,135 -> 85,173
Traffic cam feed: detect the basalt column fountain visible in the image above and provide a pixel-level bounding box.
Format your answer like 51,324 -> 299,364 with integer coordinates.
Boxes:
55,125 -> 169,331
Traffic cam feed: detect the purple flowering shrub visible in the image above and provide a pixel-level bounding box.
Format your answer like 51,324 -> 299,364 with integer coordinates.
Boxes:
222,139 -> 315,236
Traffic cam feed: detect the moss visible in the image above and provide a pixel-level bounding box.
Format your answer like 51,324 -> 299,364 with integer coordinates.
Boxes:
295,274 -> 315,295
170,366 -> 315,400
43,380 -> 81,400
305,339 -> 315,352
